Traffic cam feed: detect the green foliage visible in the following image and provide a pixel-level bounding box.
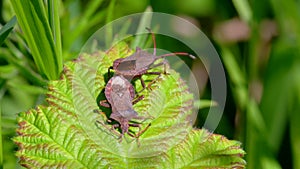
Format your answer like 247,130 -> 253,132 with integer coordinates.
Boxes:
14,43 -> 245,168
60,0 -> 107,58
2,0 -> 299,168
0,16 -> 16,46
1,0 -> 144,167
10,0 -> 63,80
0,14 -> 17,169
224,0 -> 300,168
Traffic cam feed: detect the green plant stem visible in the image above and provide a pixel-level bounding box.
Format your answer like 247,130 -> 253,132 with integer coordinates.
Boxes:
269,1 -> 300,168
10,0 -> 62,80
0,16 -> 17,46
48,0 -> 63,67
290,69 -> 300,169
131,6 -> 152,49
220,46 -> 280,169
269,0 -> 300,47
3,41 -> 48,86
291,103 -> 300,169
65,0 -> 105,52
0,108 -> 2,169
232,0 -> 252,23
105,0 -> 116,48
0,88 -> 4,168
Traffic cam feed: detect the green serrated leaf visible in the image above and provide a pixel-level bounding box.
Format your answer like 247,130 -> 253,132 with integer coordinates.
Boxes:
14,42 -> 246,168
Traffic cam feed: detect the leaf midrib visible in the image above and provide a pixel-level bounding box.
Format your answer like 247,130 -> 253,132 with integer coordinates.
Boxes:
22,108 -> 88,168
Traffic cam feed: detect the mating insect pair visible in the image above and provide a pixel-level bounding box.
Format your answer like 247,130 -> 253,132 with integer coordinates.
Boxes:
97,75 -> 151,142
97,28 -> 195,142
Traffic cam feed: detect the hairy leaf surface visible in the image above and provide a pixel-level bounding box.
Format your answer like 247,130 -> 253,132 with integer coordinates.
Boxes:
14,42 -> 246,168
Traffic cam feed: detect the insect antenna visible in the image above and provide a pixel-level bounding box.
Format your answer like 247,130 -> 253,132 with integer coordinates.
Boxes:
146,28 -> 196,59
146,27 -> 156,55
158,52 -> 196,59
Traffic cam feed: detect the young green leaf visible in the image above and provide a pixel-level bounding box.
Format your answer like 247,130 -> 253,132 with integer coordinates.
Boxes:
10,0 -> 63,80
14,42 -> 246,168
0,16 -> 17,46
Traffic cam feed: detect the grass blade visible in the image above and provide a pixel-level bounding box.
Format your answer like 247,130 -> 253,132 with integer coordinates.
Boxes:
220,46 -> 281,168
65,0 -> 105,50
10,0 -> 63,80
131,6 -> 153,49
232,0 -> 252,23
0,102 -> 2,169
105,0 -> 116,48
48,0 -> 62,65
0,16 -> 17,46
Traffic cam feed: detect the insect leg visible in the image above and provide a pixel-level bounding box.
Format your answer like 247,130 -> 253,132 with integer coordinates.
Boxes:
99,100 -> 110,107
129,123 -> 151,146
136,71 -> 162,94
140,77 -> 146,89
132,95 -> 144,105
128,123 -> 142,146
135,123 -> 151,138
132,75 -> 146,92
147,60 -> 170,75
149,61 -> 165,69
95,120 -> 121,139
146,27 -> 156,55
93,109 -> 109,122
131,114 -> 154,123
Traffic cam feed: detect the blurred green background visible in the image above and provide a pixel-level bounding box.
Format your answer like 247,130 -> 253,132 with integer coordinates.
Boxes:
1,0 -> 300,168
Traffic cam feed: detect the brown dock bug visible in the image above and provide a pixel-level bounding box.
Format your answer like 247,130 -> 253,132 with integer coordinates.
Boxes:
97,75 -> 151,142
108,28 -> 196,90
